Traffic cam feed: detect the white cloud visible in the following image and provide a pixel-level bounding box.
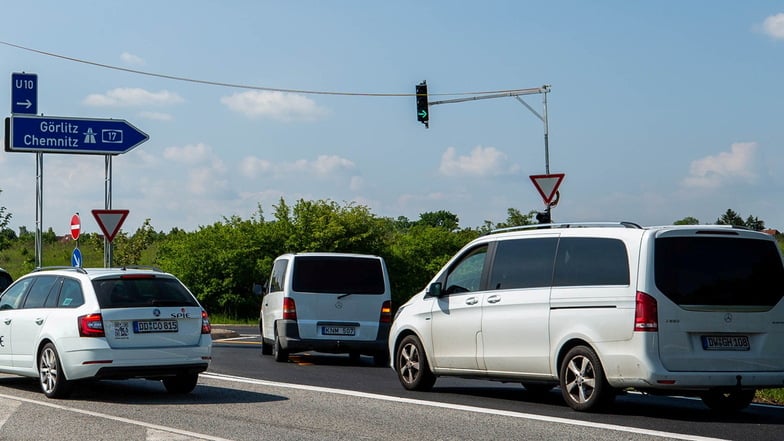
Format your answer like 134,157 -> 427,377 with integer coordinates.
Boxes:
163,143 -> 215,165
220,91 -> 328,122
681,142 -> 758,189
439,145 -> 520,177
120,52 -> 145,66
240,154 -> 354,177
83,88 -> 184,107
762,13 -> 784,39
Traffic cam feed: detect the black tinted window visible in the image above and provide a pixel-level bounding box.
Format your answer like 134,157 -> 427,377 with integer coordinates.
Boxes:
292,256 -> 385,295
655,236 -> 784,307
489,238 -> 557,289
268,259 -> 288,293
22,275 -> 58,309
553,238 -> 630,287
0,271 -> 12,292
93,276 -> 199,308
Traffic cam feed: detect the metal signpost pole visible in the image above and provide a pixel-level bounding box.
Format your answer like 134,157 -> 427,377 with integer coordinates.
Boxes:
35,152 -> 43,267
104,155 -> 113,267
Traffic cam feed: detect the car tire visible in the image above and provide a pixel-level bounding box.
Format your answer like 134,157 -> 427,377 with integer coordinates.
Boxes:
39,342 -> 72,399
700,389 -> 756,413
273,334 -> 288,362
395,335 -> 436,391
163,373 -> 199,394
373,351 -> 390,367
559,345 -> 614,411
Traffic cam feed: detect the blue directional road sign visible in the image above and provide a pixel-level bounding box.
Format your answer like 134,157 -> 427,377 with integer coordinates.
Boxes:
11,72 -> 37,115
5,115 -> 149,155
71,247 -> 83,268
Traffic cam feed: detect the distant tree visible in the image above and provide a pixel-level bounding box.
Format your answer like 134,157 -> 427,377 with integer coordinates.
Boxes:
417,210 -> 460,231
716,209 -> 745,227
745,215 -> 765,231
674,216 -> 700,225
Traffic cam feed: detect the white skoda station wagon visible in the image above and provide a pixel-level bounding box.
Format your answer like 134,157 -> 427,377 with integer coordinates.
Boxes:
389,222 -> 784,412
0,267 -> 212,398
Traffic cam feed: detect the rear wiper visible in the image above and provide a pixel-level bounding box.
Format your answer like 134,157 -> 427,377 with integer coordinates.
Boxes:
337,293 -> 352,299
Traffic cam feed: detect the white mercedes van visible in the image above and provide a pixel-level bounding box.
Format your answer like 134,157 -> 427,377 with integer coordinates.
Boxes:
259,253 -> 392,365
389,222 -> 784,412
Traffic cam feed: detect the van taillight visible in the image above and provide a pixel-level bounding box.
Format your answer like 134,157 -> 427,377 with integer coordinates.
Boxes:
283,297 -> 297,320
78,314 -> 105,337
201,310 -> 212,334
379,300 -> 392,324
634,291 -> 658,332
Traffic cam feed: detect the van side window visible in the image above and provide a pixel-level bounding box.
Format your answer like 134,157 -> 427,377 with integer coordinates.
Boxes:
269,260 -> 288,294
444,245 -> 488,294
489,237 -> 558,289
553,238 -> 630,286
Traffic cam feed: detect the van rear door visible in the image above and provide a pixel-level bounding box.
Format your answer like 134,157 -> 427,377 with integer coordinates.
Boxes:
652,229 -> 784,372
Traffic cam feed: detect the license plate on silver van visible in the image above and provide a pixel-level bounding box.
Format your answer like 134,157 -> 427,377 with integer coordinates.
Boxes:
701,335 -> 750,351
321,326 -> 356,336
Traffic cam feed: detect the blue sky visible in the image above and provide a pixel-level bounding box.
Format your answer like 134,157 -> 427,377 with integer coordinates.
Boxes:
1,1 -> 784,236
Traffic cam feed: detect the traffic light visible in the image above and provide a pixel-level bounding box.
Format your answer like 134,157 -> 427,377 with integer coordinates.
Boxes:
416,81 -> 429,128
536,208 -> 552,224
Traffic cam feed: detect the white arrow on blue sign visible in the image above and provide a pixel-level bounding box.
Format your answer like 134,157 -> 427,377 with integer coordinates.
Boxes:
11,72 -> 37,115
71,247 -> 82,268
5,115 -> 149,155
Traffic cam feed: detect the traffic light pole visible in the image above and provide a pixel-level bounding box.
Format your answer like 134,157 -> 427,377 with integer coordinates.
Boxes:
428,85 -> 551,173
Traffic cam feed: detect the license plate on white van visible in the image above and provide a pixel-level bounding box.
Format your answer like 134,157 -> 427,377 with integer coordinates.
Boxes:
701,335 -> 750,351
321,326 -> 356,336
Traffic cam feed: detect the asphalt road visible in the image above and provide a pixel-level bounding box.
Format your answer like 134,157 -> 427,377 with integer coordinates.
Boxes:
207,325 -> 784,441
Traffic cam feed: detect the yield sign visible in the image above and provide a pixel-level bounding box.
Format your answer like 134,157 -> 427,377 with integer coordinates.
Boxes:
92,209 -> 129,242
530,173 -> 565,205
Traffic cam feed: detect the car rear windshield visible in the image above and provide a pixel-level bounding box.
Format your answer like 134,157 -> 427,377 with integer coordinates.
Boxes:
93,276 -> 200,308
655,236 -> 784,308
292,256 -> 385,295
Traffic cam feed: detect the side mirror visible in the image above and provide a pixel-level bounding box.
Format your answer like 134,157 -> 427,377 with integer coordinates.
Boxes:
425,282 -> 442,298
252,283 -> 266,296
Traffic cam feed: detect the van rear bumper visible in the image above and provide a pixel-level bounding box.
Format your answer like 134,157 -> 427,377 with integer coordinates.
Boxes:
276,320 -> 390,355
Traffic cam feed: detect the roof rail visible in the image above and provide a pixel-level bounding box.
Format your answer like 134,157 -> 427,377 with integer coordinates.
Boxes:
486,221 -> 642,236
32,266 -> 88,274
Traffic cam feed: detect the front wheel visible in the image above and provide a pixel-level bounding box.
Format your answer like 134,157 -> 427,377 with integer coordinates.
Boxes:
395,335 -> 436,391
559,345 -> 614,411
163,373 -> 199,394
39,343 -> 72,398
700,389 -> 755,413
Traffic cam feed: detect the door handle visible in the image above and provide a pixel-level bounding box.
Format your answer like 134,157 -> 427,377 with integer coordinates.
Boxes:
36,318 -> 45,325
486,295 -> 501,304
465,297 -> 479,305
3,319 -> 10,325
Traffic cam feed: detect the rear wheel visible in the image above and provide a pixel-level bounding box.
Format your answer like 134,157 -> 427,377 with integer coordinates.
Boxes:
39,343 -> 72,398
273,334 -> 289,362
559,345 -> 614,411
700,389 -> 755,412
163,373 -> 199,394
395,335 -> 435,391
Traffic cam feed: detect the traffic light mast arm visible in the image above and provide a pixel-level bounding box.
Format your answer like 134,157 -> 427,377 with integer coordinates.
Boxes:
428,85 -> 549,106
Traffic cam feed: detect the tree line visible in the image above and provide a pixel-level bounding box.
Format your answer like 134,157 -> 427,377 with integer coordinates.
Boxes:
0,194 -> 777,319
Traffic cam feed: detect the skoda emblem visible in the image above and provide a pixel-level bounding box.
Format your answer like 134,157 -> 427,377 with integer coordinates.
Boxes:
335,301 -> 343,309
724,313 -> 733,323
153,308 -> 161,317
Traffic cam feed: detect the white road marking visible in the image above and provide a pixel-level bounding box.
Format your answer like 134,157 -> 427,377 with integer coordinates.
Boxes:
202,372 -> 729,441
0,392 -> 234,441
0,398 -> 21,428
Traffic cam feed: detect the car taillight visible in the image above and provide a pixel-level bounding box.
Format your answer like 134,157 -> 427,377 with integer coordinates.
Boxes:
201,310 -> 212,334
634,291 -> 658,332
379,300 -> 392,324
78,313 -> 105,337
283,297 -> 297,320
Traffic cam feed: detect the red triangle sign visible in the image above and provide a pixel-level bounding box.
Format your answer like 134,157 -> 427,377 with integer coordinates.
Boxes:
92,209 -> 129,242
530,173 -> 565,205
